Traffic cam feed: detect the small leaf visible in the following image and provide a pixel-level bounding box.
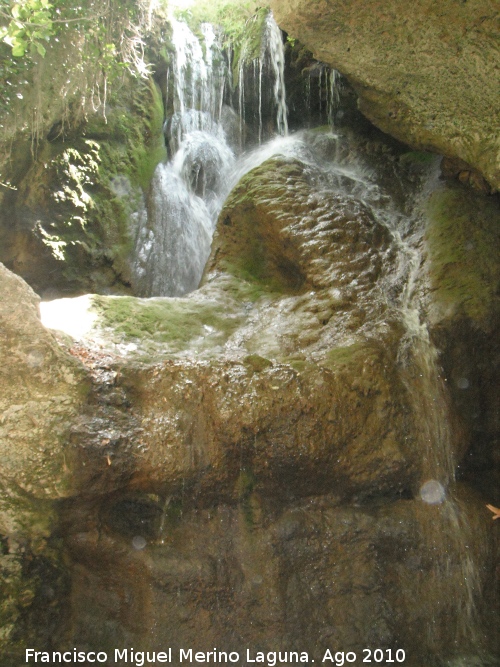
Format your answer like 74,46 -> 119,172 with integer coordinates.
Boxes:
36,42 -> 46,57
33,11 -> 50,22
12,41 -> 26,57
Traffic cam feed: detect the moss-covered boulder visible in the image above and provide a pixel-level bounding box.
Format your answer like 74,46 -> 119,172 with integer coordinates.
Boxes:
205,155 -> 392,297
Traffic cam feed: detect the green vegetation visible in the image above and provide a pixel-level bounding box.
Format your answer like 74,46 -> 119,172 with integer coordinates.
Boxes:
243,354 -> 273,372
425,184 -> 500,325
399,150 -> 436,165
0,0 -> 151,67
25,73 -> 166,290
323,342 -> 368,370
91,292 -> 246,351
0,0 -> 55,57
0,0 -> 157,130
171,0 -> 263,44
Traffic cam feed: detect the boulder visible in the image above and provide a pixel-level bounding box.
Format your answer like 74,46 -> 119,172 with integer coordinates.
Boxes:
270,0 -> 500,191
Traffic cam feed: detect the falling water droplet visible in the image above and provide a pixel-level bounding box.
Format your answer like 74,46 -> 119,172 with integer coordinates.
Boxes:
132,535 -> 147,550
419,480 -> 446,504
456,377 -> 469,389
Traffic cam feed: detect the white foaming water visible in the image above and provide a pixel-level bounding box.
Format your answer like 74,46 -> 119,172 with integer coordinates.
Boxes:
168,20 -> 227,150
264,12 -> 288,137
132,13 -> 300,298
132,19 -> 235,297
134,163 -> 213,296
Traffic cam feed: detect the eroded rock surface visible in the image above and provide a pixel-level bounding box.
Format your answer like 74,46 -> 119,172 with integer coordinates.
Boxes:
1,130 -> 499,664
0,263 -> 88,660
270,0 -> 500,191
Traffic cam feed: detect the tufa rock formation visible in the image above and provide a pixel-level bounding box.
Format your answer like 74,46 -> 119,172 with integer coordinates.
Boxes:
270,0 -> 500,192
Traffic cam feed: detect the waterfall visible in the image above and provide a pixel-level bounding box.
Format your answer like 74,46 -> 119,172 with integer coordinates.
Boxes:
237,11 -> 289,145
132,11 -> 296,298
129,39 -> 487,658
132,19 -> 235,297
384,167 -> 489,659
263,12 -> 288,137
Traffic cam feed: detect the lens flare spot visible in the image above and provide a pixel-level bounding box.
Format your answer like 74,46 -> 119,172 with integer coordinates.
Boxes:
420,480 -> 446,505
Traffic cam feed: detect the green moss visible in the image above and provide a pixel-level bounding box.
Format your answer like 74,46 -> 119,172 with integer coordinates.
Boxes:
127,80 -> 167,192
207,273 -> 270,302
235,468 -> 259,526
233,7 -> 270,70
93,78 -> 166,193
243,354 -> 273,372
32,75 -> 166,292
220,256 -> 304,295
322,343 -> 369,370
91,293 -> 245,351
282,357 -> 311,373
399,150 -> 435,165
212,159 -> 307,294
425,185 -> 500,324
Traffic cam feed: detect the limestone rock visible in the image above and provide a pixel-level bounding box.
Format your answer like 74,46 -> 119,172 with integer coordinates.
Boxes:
0,263 -> 88,500
270,0 -> 500,191
2,132 -> 498,662
0,263 -> 90,660
61,484 -> 493,665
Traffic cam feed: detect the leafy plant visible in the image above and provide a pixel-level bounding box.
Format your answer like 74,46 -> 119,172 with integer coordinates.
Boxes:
1,0 -> 57,57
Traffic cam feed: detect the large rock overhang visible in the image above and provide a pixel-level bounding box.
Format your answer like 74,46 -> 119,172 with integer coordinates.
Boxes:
270,0 -> 500,192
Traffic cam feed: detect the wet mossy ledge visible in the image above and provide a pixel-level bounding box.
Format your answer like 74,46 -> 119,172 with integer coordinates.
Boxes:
90,289 -> 247,356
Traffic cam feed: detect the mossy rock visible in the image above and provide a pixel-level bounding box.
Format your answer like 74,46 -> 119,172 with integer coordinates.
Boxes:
206,155 -> 391,298
0,71 -> 166,297
425,184 -> 500,328
90,290 -> 247,355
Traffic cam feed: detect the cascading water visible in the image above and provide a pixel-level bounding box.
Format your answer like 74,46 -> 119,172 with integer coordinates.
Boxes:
132,12 -> 295,298
132,18 -> 235,297
263,12 -> 288,137
237,11 -> 289,146
224,127 -> 492,661
389,174 -> 488,659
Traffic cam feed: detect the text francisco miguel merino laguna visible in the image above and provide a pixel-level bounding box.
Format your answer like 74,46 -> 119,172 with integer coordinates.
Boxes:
25,648 -> 315,665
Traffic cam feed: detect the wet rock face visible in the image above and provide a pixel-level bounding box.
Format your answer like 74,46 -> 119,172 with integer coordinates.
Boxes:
1,132 -> 499,663
61,487 -> 492,665
270,0 -> 500,191
207,157 -> 392,296
70,150 -> 421,505
0,263 -> 87,498
48,147 -> 497,662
